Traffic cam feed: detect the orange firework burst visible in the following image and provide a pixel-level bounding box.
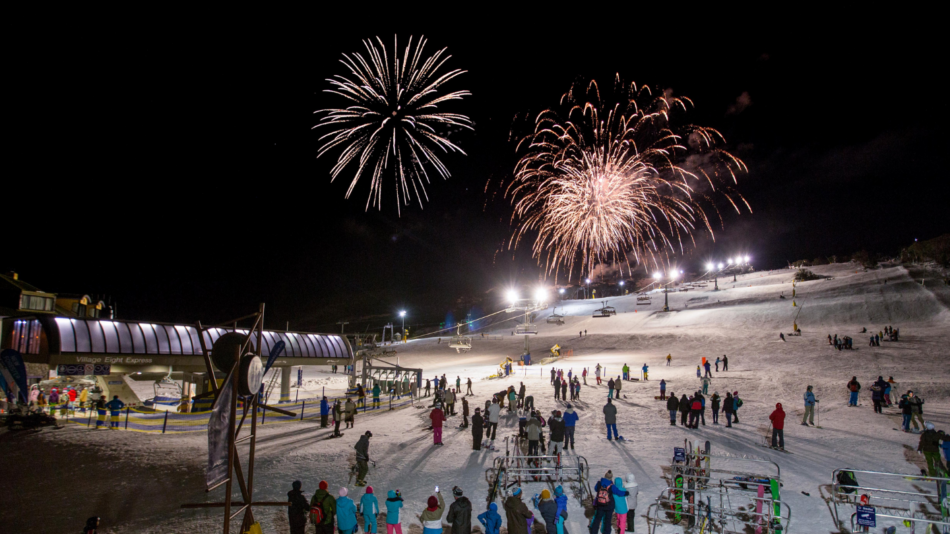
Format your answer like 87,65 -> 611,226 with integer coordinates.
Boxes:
315,36 -> 472,214
507,76 -> 750,280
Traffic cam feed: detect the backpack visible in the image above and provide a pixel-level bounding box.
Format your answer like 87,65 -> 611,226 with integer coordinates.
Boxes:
311,495 -> 330,525
596,484 -> 612,506
735,398 -> 743,408
849,383 -> 858,392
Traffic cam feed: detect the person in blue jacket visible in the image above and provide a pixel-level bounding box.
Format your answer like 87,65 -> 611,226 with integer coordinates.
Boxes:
613,477 -> 630,534
360,486 -> 379,533
105,395 -> 124,429
320,396 -> 330,428
336,487 -> 359,534
563,404 -> 579,450
554,485 -> 569,534
477,503 -> 501,534
385,489 -> 404,534
802,386 -> 817,426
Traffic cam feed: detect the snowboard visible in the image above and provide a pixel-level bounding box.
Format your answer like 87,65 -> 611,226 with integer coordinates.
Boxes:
754,483 -> 765,534
673,472 -> 684,523
325,433 -> 345,440
760,445 -> 792,454
771,478 -> 782,528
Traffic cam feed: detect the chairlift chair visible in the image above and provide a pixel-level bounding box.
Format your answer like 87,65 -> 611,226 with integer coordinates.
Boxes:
546,313 -> 565,325
515,323 -> 538,335
449,325 -> 473,353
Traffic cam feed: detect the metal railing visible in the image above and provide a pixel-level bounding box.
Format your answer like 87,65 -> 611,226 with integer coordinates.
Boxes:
831,468 -> 949,532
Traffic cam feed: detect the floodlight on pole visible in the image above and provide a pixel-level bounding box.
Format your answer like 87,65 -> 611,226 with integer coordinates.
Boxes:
534,287 -> 547,303
706,262 -> 714,271
506,289 -> 519,305
398,310 -> 406,341
718,263 -> 724,269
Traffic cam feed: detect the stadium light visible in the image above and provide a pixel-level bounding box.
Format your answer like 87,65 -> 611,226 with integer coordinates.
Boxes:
506,289 -> 518,304
744,255 -> 750,263
534,287 -> 547,303
653,272 -> 662,280
706,262 -> 714,271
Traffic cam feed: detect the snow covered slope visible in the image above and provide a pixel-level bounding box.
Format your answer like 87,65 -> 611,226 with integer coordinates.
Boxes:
3,263 -> 948,533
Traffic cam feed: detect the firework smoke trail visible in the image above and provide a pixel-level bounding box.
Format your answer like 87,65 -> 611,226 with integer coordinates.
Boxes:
506,76 -> 750,281
314,36 -> 473,214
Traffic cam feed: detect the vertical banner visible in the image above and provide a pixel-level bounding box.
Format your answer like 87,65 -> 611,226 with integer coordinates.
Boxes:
263,340 -> 286,374
206,378 -> 233,488
0,349 -> 29,403
297,368 -> 303,388
0,369 -> 11,401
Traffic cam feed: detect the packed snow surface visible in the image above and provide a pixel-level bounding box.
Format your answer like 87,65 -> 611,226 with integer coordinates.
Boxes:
3,263 -> 949,533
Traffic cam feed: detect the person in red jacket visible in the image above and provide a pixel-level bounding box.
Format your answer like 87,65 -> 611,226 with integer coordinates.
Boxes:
769,403 -> 786,451
430,405 -> 447,446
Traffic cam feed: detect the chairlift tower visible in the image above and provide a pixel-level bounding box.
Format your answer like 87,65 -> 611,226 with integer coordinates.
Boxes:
507,299 -> 541,356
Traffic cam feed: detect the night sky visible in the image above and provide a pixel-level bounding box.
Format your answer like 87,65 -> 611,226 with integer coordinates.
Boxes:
8,15 -> 948,333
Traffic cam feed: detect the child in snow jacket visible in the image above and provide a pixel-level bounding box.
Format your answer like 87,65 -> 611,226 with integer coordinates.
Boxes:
360,487 -> 380,534
478,503 -> 502,534
553,486 -> 569,534
420,492 -> 445,534
613,477 -> 632,533
336,488 -> 359,534
503,489 -> 533,534
385,490 -> 404,532
532,489 -> 558,534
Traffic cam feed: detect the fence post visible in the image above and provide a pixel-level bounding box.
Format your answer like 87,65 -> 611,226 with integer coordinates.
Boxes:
87,409 -> 92,428
389,391 -> 393,411
300,401 -> 305,421
125,406 -> 130,429
295,389 -> 299,403
162,410 -> 169,434
262,405 -> 266,425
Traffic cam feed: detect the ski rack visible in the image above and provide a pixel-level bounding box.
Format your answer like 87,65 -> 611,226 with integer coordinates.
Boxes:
484,436 -> 592,506
830,468 -> 949,533
646,441 -> 791,533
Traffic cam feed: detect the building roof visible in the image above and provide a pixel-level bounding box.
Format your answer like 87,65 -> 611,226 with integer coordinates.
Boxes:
47,317 -> 351,359
0,273 -> 46,293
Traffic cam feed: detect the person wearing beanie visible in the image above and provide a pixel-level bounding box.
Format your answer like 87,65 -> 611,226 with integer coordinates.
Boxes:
625,474 -> 639,531
732,391 -> 742,423
420,489 -> 446,534
802,386 -> 817,426
311,481 -> 337,534
532,488 -> 558,534
603,398 -> 619,441
471,408 -> 484,451
769,403 -> 786,451
917,422 -> 949,476
446,486 -> 472,534
613,476 -> 630,533
385,489 -> 404,534
355,431 -> 373,486
591,474 -> 628,534
288,481 -> 309,534
336,487 -> 359,534
504,487 -> 533,534
360,486 -> 380,534
478,503 -> 502,534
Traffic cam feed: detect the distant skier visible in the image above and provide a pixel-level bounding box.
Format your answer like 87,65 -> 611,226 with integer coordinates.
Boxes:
332,400 -> 343,437
723,392 -> 735,427
372,383 -> 381,409
899,393 -> 914,432
779,333 -> 786,342
667,393 -> 678,426
355,431 -> 372,486
871,376 -> 888,414
105,395 -> 124,429
666,354 -> 672,366
659,379 -> 667,400
554,378 -> 561,401
732,391 -> 743,423
595,364 -> 602,385
518,382 -> 526,408
715,357 -> 721,372
802,386 -> 817,426
769,403 -> 786,451
679,394 -> 690,426
622,364 -> 630,381
607,378 -> 615,399
701,376 -> 710,395
563,404 -> 578,450
711,392 -> 721,425
582,368 -> 588,385
604,398 -> 619,440
614,376 -> 622,398
344,398 -> 356,429
430,405 -> 446,446
561,379 -> 568,401
847,377 -> 861,407
466,377 -> 473,396
722,355 -> 729,371
641,363 -> 649,381
917,423 -> 949,476
471,408 -> 483,451
696,365 -> 701,378
487,399 -> 501,441
551,368 -> 556,385
703,360 -> 712,378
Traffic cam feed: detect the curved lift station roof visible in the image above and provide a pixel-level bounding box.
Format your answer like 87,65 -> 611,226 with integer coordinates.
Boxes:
7,316 -> 352,371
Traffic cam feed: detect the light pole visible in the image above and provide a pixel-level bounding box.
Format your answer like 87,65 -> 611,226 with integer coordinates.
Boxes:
585,278 -> 591,299
399,310 -> 406,342
662,271 -> 679,312
619,280 -> 625,296
558,288 -> 565,300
